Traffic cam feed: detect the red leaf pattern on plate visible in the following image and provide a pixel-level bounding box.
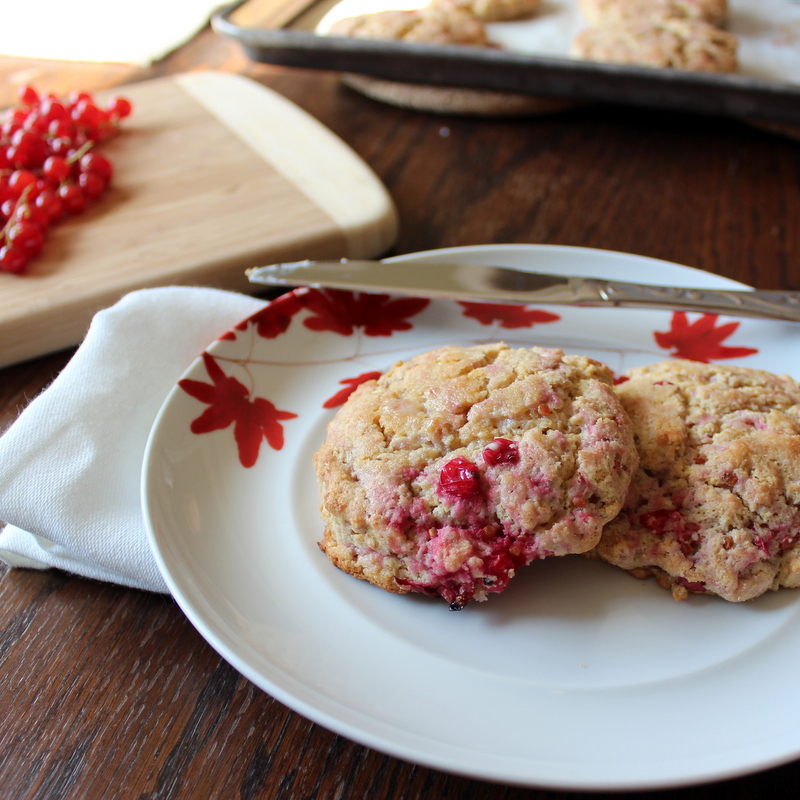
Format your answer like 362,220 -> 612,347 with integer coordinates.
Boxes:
238,291 -> 305,339
179,352 -> 298,468
458,302 -> 560,329
301,289 -> 430,336
654,312 -> 759,362
323,371 -> 383,409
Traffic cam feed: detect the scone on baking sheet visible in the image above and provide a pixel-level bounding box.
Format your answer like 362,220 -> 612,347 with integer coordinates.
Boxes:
430,0 -> 542,22
328,3 -> 490,47
314,343 -> 638,609
328,9 -> 421,41
570,15 -> 738,72
590,359 -> 800,602
578,0 -> 727,27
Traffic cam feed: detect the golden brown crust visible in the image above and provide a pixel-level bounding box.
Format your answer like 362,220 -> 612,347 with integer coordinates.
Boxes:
318,530 -> 407,594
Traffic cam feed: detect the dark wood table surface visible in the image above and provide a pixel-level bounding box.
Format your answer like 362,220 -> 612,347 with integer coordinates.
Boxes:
1,23 -> 800,800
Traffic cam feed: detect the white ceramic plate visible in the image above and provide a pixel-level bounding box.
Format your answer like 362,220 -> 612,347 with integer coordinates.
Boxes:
141,245 -> 800,791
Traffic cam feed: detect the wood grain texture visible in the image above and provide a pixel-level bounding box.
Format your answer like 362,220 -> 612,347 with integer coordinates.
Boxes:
2,24 -> 800,800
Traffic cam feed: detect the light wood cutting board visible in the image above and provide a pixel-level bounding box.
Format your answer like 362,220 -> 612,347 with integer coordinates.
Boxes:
0,71 -> 398,368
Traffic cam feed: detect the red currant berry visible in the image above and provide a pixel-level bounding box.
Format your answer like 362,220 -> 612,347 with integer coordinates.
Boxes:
68,90 -> 93,107
15,202 -> 50,230
6,144 -> 34,169
35,189 -> 64,222
0,198 -> 15,218
0,244 -> 28,274
71,99 -> 103,130
6,221 -> 44,255
4,108 -> 26,126
23,142 -> 47,170
1,120 -> 20,139
58,183 -> 86,214
40,97 -> 68,122
80,152 -> 112,182
483,438 -> 519,466
23,111 -> 49,134
482,551 -> 515,588
437,457 -> 482,498
639,509 -> 676,535
47,119 -> 73,138
11,128 -> 38,149
8,169 -> 37,197
107,96 -> 132,119
47,136 -> 72,156
78,171 -> 106,199
17,85 -> 39,107
43,155 -> 70,183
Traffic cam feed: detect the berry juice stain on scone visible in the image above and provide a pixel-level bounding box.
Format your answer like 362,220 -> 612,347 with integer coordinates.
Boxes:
591,360 -> 800,602
313,343 -> 638,609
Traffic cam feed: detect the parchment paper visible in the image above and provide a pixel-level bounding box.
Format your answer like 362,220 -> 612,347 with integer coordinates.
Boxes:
318,0 -> 800,84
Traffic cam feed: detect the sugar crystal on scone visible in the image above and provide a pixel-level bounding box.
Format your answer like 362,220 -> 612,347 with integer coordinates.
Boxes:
314,343 -> 638,608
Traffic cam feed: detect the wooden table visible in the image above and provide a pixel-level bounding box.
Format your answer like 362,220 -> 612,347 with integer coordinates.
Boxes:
2,23 -> 800,800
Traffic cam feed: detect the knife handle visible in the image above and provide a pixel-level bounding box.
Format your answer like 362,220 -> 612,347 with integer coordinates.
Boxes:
582,279 -> 800,323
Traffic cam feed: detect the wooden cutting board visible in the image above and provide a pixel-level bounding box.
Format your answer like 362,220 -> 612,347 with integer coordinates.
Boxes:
0,71 -> 398,368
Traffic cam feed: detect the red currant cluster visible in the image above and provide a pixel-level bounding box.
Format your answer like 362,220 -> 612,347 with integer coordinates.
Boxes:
0,85 -> 132,275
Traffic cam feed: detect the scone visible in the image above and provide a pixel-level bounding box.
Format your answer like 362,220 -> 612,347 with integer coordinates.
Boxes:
570,16 -> 738,72
578,0 -> 727,27
591,360 -> 800,602
431,0 -> 542,22
314,343 -> 638,608
328,9 -> 421,41
328,4 -> 489,47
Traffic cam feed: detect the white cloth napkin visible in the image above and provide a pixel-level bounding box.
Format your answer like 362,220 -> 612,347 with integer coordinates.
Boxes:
0,287 -> 266,592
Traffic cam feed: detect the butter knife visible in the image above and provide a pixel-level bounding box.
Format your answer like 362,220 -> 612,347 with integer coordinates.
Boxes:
246,259 -> 800,323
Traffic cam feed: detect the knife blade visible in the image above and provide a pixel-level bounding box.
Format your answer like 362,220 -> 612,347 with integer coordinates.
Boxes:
246,259 -> 800,323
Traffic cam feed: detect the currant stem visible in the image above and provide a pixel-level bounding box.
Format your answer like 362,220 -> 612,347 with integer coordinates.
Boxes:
66,139 -> 94,164
0,184 -> 32,241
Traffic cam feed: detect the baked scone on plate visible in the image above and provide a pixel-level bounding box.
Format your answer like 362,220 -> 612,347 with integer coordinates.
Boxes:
314,343 -> 638,609
578,0 -> 728,27
591,360 -> 800,602
570,16 -> 738,72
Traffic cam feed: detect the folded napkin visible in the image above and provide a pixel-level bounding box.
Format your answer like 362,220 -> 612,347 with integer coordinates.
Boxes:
0,287 -> 266,592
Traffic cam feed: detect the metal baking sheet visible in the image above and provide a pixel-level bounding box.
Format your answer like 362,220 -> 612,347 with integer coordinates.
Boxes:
213,0 -> 800,124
